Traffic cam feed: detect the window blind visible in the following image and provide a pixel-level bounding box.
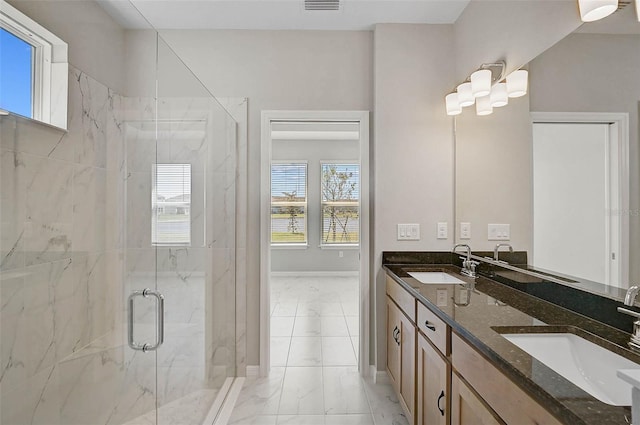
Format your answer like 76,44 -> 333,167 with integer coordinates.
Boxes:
152,163 -> 191,245
271,162 -> 308,244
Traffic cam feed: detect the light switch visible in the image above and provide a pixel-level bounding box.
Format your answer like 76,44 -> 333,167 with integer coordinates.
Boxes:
397,224 -> 420,240
488,224 -> 510,241
460,222 -> 471,240
437,222 -> 448,239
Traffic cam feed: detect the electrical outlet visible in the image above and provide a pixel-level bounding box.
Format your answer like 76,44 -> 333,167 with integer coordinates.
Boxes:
397,224 -> 420,240
339,251 -> 344,258
437,222 -> 448,239
460,222 -> 471,240
488,223 -> 510,241
436,289 -> 448,307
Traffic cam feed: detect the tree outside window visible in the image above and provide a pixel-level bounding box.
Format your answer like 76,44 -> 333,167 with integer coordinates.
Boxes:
321,163 -> 360,245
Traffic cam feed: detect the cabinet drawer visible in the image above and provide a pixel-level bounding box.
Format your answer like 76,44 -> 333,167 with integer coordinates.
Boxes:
417,301 -> 449,355
451,333 -> 562,425
386,275 -> 415,322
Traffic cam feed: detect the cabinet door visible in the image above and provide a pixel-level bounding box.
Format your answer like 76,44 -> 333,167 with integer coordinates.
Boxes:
399,310 -> 415,422
451,373 -> 504,425
417,333 -> 449,425
386,297 -> 401,390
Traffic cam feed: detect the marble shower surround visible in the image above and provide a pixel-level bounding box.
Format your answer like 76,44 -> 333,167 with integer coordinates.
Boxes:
1,65 -> 125,424
1,66 -> 244,424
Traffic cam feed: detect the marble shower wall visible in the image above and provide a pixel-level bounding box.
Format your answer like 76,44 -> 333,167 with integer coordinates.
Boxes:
0,65 -> 126,424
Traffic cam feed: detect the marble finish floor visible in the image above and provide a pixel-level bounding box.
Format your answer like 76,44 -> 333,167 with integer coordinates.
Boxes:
228,275 -> 409,425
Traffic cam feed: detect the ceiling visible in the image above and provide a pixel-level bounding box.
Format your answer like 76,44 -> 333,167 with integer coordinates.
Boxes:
98,0 -> 471,30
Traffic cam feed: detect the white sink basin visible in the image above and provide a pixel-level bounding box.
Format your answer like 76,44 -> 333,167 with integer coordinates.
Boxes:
408,272 -> 465,285
502,332 -> 640,406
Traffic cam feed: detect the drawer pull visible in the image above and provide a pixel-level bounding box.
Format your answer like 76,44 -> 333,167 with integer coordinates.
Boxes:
425,320 -> 436,331
393,326 -> 400,345
437,390 -> 445,416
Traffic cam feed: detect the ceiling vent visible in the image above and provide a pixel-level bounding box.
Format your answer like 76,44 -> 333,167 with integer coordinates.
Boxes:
305,0 -> 340,11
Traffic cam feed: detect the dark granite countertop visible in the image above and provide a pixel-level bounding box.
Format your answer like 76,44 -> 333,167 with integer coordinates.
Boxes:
383,262 -> 639,425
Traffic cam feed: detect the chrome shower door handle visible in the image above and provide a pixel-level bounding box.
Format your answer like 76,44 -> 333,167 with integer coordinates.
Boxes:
128,288 -> 165,352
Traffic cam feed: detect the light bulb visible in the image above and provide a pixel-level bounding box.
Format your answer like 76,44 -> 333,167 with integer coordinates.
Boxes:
476,95 -> 493,116
457,82 -> 475,107
471,69 -> 492,98
578,0 -> 618,22
445,93 -> 462,116
506,70 -> 528,98
490,83 -> 509,108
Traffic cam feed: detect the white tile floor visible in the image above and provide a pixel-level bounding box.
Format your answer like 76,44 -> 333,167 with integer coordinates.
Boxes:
227,275 -> 409,425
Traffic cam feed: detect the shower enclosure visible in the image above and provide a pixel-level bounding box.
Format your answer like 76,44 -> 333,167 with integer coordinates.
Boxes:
0,3 -> 238,424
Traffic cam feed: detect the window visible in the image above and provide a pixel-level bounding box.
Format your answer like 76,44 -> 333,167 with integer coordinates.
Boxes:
0,0 -> 68,129
152,164 -> 191,245
0,28 -> 33,117
321,163 -> 359,245
271,162 -> 307,245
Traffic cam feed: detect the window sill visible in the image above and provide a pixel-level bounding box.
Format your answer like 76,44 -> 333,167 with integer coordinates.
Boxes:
319,244 -> 360,250
271,243 -> 309,250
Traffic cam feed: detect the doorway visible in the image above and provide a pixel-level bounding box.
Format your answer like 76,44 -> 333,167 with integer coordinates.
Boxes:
260,111 -> 370,379
531,113 -> 629,287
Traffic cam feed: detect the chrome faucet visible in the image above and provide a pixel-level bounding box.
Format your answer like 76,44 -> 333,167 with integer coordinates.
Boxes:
625,286 -> 640,306
618,285 -> 640,351
453,244 -> 479,278
493,243 -> 513,262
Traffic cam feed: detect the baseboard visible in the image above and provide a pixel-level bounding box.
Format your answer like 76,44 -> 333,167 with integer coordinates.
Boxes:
270,271 -> 359,277
373,369 -> 390,385
246,365 -> 260,378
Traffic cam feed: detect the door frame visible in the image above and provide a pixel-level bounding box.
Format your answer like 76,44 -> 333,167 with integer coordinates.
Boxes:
260,110 -> 370,376
531,111 -> 629,287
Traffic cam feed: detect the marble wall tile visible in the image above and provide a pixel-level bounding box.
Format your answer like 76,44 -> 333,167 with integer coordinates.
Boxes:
1,364 -> 60,425
73,164 -> 107,254
126,171 -> 153,249
69,68 -> 109,169
1,148 -> 26,271
0,113 -> 70,161
0,271 -> 28,391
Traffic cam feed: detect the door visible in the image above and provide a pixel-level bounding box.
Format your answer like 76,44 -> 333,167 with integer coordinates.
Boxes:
532,122 -> 620,286
399,310 -> 416,421
417,333 -> 449,425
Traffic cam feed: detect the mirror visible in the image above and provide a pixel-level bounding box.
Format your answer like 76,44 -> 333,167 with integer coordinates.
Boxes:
455,4 -> 639,297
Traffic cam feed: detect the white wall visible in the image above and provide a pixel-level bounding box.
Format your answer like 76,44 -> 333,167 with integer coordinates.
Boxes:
158,29 -> 373,365
6,0 -> 126,93
529,33 -> 640,284
373,24 -> 456,369
271,139 -> 360,273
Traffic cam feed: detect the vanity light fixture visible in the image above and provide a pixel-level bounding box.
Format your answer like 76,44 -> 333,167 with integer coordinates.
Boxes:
578,0 -> 618,22
446,60 -> 527,116
506,69 -> 528,98
457,82 -> 475,107
445,93 -> 462,116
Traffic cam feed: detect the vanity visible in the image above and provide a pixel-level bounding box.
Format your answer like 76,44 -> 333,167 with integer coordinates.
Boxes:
383,251 -> 640,425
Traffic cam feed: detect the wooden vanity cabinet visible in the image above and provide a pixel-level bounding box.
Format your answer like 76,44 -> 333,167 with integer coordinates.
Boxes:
451,373 -> 505,425
386,296 -> 415,423
417,332 -> 450,425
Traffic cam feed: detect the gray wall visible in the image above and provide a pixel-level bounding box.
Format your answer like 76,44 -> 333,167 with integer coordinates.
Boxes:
271,139 -> 360,273
159,29 -> 373,366
529,33 -> 640,283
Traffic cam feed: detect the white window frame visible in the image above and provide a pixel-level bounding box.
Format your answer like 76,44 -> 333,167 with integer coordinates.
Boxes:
320,160 -> 360,247
1,0 -> 68,129
270,160 -> 309,247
